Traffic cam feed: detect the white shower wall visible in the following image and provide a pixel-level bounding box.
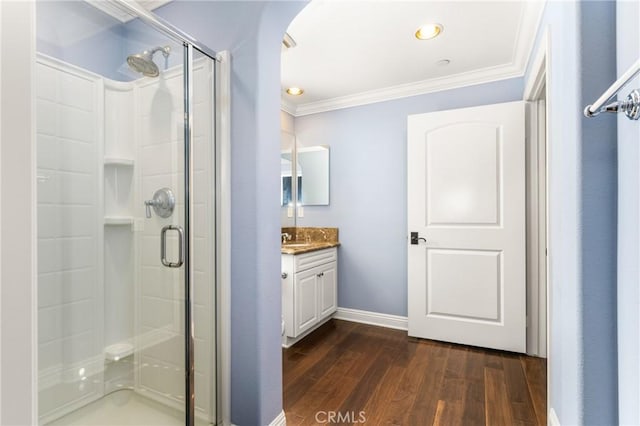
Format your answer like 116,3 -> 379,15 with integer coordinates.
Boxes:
36,57 -> 105,422
36,55 -> 215,423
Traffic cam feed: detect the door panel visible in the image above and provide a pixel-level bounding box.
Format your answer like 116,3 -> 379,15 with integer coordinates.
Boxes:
407,101 -> 525,353
427,249 -> 501,322
427,124 -> 501,225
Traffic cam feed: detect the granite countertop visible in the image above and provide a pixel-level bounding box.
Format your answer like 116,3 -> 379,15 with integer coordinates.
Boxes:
281,241 -> 341,255
280,227 -> 340,255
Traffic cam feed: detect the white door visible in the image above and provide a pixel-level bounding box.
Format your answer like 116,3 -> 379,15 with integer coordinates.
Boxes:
407,101 -> 526,353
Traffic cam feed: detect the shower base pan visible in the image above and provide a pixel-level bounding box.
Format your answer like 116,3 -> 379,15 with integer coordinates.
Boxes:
46,389 -> 208,426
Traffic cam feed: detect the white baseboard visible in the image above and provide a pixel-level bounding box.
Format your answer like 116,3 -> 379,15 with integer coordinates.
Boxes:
333,307 -> 408,331
549,407 -> 560,426
269,410 -> 287,426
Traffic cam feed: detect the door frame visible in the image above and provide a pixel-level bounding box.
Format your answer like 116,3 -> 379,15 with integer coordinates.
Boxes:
523,24 -> 551,417
524,27 -> 550,359
215,50 -> 232,426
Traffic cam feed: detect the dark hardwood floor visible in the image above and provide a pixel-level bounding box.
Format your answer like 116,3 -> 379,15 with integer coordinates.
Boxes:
283,319 -> 546,426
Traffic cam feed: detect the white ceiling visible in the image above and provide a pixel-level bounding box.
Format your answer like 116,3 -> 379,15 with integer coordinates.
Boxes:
281,0 -> 545,116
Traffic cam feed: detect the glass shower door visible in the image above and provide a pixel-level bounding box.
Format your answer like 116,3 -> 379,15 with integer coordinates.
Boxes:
133,39 -> 188,420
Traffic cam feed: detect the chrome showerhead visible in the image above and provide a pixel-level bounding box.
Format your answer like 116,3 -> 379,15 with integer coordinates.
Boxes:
127,46 -> 171,77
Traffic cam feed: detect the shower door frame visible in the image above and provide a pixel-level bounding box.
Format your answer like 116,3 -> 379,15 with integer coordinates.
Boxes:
183,42 -> 226,426
183,41 -> 196,426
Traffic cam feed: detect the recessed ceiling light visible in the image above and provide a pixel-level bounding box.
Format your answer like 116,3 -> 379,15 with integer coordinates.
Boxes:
436,59 -> 451,66
286,87 -> 304,96
415,23 -> 443,40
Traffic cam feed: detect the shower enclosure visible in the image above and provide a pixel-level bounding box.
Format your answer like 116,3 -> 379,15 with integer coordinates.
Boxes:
35,1 -> 219,424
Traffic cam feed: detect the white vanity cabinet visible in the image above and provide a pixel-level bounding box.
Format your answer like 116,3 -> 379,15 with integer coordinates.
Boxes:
282,247 -> 337,347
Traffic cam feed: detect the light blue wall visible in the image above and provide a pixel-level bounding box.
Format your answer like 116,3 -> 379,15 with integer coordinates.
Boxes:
616,0 -> 640,424
294,78 -> 523,317
525,1 -> 618,424
578,3 -> 618,424
578,2 -> 618,423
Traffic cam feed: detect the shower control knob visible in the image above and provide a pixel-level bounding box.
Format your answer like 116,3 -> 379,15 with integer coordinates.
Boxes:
145,188 -> 175,219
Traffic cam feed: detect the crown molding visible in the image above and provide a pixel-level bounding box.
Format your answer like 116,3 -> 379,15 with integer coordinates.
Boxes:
85,0 -> 172,23
292,62 -> 523,117
283,0 -> 546,117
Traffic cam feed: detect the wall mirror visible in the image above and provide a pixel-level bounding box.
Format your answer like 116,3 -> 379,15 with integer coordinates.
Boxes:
297,145 -> 329,206
281,130 -> 330,226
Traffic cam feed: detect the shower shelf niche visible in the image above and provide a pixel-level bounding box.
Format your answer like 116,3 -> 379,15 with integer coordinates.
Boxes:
104,216 -> 134,226
104,162 -> 134,228
104,157 -> 134,167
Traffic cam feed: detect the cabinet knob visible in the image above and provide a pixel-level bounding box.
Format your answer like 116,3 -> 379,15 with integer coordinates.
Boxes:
281,272 -> 288,279
317,272 -> 324,278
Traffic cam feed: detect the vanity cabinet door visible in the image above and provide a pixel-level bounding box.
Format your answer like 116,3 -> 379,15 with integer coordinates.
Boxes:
284,248 -> 339,344
294,267 -> 320,336
318,261 -> 337,318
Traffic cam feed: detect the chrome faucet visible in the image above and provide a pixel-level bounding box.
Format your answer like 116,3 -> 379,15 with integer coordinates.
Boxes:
281,232 -> 292,244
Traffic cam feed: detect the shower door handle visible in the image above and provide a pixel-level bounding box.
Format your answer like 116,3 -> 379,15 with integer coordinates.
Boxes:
161,225 -> 184,268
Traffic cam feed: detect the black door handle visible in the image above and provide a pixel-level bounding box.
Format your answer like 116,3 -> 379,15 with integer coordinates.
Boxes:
410,232 -> 427,245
